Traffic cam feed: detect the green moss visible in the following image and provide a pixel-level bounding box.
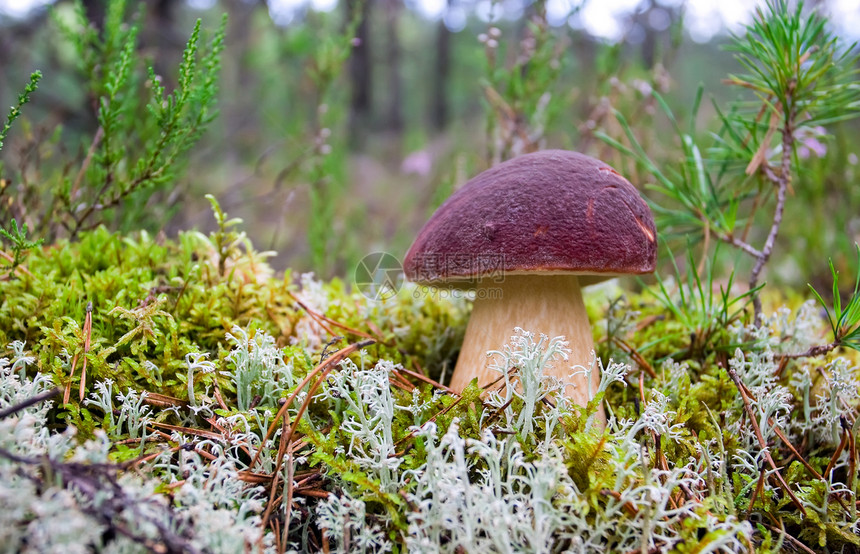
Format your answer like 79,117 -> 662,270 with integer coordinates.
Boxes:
2,225 -> 860,551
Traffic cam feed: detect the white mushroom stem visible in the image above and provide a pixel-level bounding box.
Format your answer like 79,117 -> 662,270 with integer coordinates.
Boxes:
448,274 -> 602,410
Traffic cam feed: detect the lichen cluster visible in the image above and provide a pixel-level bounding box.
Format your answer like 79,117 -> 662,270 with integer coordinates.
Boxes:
0,225 -> 859,553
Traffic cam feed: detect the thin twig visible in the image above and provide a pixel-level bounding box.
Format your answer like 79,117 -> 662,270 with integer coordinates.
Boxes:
749,107 -> 795,324
726,366 -> 807,516
288,289 -> 379,342
0,387 -> 61,419
712,230 -> 764,260
0,446 -> 202,553
396,366 -> 454,393
79,302 -> 93,401
777,342 -> 839,360
70,126 -> 104,200
250,339 -> 375,471
760,523 -> 817,554
0,249 -> 34,279
823,423 -> 849,481
738,380 -> 823,481
613,337 -> 657,379
258,339 -> 375,538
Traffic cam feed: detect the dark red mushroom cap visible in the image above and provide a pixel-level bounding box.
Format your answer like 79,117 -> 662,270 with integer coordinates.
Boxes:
403,150 -> 657,286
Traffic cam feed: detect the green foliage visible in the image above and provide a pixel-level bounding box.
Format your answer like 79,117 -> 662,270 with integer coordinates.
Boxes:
598,0 -> 860,322
304,10 -> 360,276
0,221 -> 467,403
1,223 -> 859,551
0,71 -> 41,153
3,1 -> 860,551
480,1 -> 568,163
205,193 -> 246,277
1,0 -> 226,240
56,2 -> 227,237
646,246 -> 760,359
0,218 -> 44,278
250,7 -> 364,277
810,244 -> 860,352
723,0 -> 860,131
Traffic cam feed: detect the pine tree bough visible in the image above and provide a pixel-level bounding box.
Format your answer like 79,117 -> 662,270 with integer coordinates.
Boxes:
404,150 -> 656,408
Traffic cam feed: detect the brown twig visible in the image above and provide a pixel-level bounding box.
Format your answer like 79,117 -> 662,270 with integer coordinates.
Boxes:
823,422 -> 849,481
726,366 -> 807,516
600,489 -> 639,516
0,444 -> 202,553
0,387 -> 61,419
760,522 -> 817,554
776,342 -> 839,360
64,302 -> 92,404
0,249 -> 35,279
79,302 -> 92,401
396,366 -> 453,393
288,289 -> 379,342
712,230 -> 763,260
737,380 -> 823,481
747,462 -> 767,515
749,106 -> 795,325
70,126 -> 104,200
612,337 -> 657,379
249,339 -> 374,471
257,339 -> 375,539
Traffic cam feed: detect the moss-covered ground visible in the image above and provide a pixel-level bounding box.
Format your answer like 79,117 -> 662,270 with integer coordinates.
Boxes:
1,223 -> 859,553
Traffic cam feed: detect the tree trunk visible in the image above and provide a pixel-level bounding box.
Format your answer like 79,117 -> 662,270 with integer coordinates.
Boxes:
81,0 -> 106,32
383,0 -> 403,134
347,0 -> 372,147
143,0 -> 180,90
431,15 -> 450,132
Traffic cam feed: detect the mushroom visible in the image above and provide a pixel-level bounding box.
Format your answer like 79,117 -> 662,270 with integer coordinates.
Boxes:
403,150 -> 656,408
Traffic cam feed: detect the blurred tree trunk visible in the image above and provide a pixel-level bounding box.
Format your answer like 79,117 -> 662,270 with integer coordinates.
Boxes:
142,0 -> 180,90
347,0 -> 372,147
637,0 -> 657,68
81,0 -> 105,32
222,0 -> 262,162
431,13 -> 450,131
384,0 -> 403,133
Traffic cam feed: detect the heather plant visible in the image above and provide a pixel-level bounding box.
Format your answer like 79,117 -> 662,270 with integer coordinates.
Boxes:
257,10 -> 363,277
479,2 -> 567,164
0,219 -> 44,279
0,71 -> 40,154
0,73 -> 43,278
0,0 -> 226,240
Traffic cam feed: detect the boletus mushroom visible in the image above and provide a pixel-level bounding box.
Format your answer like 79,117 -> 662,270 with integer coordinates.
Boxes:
403,150 -> 656,408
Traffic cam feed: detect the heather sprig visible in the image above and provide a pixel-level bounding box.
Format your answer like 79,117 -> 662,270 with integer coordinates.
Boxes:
0,71 -> 41,153
2,0 -> 227,239
0,218 -> 44,278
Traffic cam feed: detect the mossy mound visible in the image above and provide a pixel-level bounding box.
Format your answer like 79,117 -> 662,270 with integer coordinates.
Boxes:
1,225 -> 858,553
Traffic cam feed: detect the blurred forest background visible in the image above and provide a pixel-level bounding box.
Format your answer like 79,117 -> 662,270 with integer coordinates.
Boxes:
1,0 -> 859,289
